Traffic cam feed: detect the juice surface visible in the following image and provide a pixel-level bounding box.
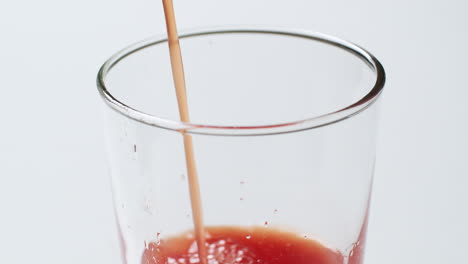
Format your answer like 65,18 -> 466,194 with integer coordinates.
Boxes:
142,226 -> 344,264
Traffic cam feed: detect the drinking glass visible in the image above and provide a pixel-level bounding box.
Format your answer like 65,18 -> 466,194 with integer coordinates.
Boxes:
97,27 -> 385,264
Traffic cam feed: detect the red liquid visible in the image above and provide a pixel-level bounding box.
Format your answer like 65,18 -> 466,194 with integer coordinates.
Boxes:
142,226 -> 345,264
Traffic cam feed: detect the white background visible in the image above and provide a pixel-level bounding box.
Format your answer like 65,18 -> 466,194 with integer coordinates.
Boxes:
1,0 -> 467,263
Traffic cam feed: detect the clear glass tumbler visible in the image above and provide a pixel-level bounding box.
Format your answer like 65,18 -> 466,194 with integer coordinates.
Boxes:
97,27 -> 385,264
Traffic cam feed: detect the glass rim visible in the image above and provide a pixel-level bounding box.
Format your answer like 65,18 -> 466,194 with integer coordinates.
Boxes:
96,26 -> 386,136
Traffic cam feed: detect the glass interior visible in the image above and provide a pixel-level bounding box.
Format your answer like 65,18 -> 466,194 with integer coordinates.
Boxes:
104,31 -> 377,128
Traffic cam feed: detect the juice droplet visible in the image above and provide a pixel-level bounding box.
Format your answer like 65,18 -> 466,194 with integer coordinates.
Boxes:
273,209 -> 278,213
264,221 -> 269,227
156,232 -> 161,245
144,196 -> 153,215
245,235 -> 251,239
